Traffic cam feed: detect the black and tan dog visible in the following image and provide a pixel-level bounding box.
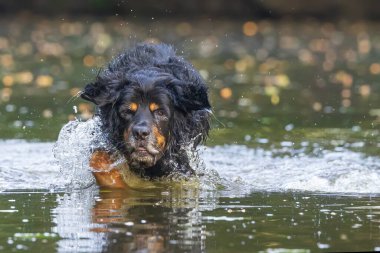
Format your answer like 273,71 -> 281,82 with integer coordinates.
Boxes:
81,43 -> 211,188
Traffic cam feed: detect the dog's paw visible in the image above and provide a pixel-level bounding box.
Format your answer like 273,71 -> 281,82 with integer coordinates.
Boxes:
90,150 -> 127,189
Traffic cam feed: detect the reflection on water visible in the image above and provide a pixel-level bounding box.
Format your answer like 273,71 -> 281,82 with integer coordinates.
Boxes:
1,189 -> 380,252
53,187 -> 209,253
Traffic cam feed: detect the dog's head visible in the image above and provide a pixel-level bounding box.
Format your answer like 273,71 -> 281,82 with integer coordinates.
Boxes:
81,44 -> 211,171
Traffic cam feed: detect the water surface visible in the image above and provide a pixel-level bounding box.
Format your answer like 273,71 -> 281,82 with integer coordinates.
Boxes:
1,141 -> 380,252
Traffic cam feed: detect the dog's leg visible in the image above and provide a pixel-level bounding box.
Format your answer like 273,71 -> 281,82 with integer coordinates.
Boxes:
89,150 -> 127,189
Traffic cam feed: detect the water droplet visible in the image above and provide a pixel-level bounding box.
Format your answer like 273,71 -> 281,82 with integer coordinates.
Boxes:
317,242 -> 330,249
5,104 -> 16,112
284,124 -> 294,131
125,221 -> 134,226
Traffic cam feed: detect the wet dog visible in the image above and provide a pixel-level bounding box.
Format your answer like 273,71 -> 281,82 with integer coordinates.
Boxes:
81,43 -> 211,186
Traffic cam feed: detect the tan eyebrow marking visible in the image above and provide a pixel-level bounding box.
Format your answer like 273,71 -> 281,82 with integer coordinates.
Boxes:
129,102 -> 138,112
149,102 -> 159,112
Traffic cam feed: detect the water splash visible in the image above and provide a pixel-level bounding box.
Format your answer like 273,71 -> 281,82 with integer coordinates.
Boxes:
53,117 -> 211,190
2,118 -> 380,193
52,117 -> 380,194
53,117 -> 110,189
201,145 -> 380,194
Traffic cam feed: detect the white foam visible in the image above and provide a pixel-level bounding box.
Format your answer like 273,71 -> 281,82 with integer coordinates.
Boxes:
201,145 -> 380,194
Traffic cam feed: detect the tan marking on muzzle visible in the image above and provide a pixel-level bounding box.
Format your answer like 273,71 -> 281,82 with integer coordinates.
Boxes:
149,102 -> 159,112
153,126 -> 166,148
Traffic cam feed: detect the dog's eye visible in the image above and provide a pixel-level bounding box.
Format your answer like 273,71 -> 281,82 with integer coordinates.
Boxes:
120,109 -> 135,117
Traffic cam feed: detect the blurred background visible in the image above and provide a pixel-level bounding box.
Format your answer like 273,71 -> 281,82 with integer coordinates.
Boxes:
1,0 -> 380,154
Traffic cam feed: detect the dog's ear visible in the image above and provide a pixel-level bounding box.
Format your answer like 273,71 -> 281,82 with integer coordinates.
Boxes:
81,81 -> 119,106
167,79 -> 211,148
167,79 -> 211,113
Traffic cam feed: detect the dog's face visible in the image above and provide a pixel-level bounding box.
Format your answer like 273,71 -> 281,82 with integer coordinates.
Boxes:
81,43 -> 211,174
116,79 -> 173,169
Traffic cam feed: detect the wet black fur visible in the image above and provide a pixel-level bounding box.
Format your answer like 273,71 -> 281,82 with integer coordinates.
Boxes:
81,43 -> 211,178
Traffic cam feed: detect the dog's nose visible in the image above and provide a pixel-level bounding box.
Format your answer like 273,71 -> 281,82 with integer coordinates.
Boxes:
132,124 -> 150,140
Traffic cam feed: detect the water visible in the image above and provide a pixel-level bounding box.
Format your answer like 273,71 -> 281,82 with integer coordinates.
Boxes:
2,184 -> 380,252
2,138 -> 380,194
1,16 -> 380,252
1,140 -> 380,252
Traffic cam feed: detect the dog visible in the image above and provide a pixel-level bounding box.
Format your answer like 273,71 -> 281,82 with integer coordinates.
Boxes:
80,43 -> 211,187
